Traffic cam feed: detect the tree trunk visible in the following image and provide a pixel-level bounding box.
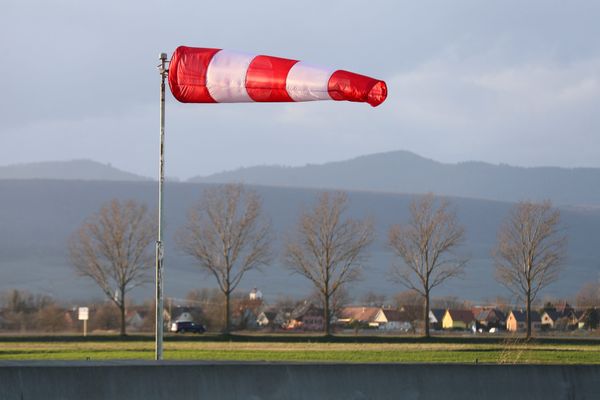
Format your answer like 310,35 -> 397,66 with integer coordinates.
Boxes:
424,292 -> 430,338
526,290 -> 532,339
224,291 -> 231,335
324,293 -> 331,336
119,301 -> 126,336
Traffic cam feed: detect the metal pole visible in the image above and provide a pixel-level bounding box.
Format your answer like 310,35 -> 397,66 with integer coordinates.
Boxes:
156,52 -> 168,361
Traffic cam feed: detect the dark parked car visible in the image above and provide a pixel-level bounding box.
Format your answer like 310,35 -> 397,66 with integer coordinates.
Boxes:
170,321 -> 206,334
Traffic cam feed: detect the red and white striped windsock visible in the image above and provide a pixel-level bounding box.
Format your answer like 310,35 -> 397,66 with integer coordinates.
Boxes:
168,46 -> 387,107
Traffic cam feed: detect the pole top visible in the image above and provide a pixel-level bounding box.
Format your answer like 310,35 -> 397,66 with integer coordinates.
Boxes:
158,53 -> 169,75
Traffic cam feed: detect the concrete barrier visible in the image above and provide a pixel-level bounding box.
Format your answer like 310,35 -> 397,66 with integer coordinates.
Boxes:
0,361 -> 598,399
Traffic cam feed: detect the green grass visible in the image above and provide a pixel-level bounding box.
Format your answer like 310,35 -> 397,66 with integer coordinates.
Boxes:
1,336 -> 599,364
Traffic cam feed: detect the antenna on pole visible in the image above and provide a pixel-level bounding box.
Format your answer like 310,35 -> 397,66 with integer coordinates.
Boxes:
156,52 -> 168,361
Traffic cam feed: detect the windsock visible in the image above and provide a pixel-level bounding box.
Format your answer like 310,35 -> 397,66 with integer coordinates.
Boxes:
168,46 -> 387,107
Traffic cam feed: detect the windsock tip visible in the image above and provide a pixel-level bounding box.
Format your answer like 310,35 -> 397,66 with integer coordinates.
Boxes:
367,80 -> 387,107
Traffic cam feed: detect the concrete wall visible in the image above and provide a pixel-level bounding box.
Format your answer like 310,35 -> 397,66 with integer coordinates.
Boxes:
0,361 -> 598,400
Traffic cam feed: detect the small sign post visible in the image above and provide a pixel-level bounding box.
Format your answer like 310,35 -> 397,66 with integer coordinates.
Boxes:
78,307 -> 89,337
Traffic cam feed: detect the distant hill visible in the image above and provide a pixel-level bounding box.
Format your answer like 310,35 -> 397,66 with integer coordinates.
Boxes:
0,160 -> 150,181
189,151 -> 600,206
0,180 -> 597,304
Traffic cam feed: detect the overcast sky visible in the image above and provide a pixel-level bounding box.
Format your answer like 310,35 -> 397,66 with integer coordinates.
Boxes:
1,0 -> 599,179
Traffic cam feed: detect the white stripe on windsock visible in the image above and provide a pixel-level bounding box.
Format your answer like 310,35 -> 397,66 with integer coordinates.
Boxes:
206,50 -> 256,103
285,62 -> 334,102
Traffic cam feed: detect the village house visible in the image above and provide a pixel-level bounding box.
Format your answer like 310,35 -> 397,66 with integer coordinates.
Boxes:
541,309 -> 580,331
256,310 -> 277,328
249,288 -> 263,301
442,309 -> 475,330
577,308 -> 600,330
232,294 -> 265,330
172,311 -> 194,323
474,308 -> 506,332
541,310 -> 561,329
506,310 -> 542,332
555,301 -> 575,316
573,310 -> 585,327
429,309 -> 446,331
274,308 -> 293,328
285,302 -> 324,331
337,306 -> 380,328
373,308 -> 412,332
232,307 -> 260,330
125,308 -> 151,332
541,302 -> 578,331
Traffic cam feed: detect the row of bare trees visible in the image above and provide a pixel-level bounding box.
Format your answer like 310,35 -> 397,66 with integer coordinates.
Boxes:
0,290 -> 65,332
69,184 -> 566,338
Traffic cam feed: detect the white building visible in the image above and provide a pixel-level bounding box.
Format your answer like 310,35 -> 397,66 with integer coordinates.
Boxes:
249,288 -> 263,300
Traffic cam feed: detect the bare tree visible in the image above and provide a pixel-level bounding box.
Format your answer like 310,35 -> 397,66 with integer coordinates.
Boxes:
393,290 -> 424,329
362,291 -> 388,307
90,302 -> 121,332
69,199 -> 155,336
1,289 -> 55,332
309,286 -> 351,323
431,295 -> 471,310
35,303 -> 67,333
576,282 -> 600,308
388,194 -> 466,338
494,200 -> 566,338
177,184 -> 272,334
393,289 -> 424,309
284,192 -> 374,335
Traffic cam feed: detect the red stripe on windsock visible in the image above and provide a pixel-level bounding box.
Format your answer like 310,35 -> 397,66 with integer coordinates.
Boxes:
327,70 -> 387,107
168,46 -> 220,103
245,56 -> 299,102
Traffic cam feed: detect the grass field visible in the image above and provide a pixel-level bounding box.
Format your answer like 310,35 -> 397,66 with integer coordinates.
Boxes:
1,335 -> 599,364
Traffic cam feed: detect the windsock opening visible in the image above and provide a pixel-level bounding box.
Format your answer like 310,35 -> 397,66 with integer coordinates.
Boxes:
327,70 -> 387,107
367,81 -> 387,107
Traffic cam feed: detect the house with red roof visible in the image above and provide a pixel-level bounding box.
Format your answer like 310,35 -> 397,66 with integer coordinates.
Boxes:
337,306 -> 380,327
